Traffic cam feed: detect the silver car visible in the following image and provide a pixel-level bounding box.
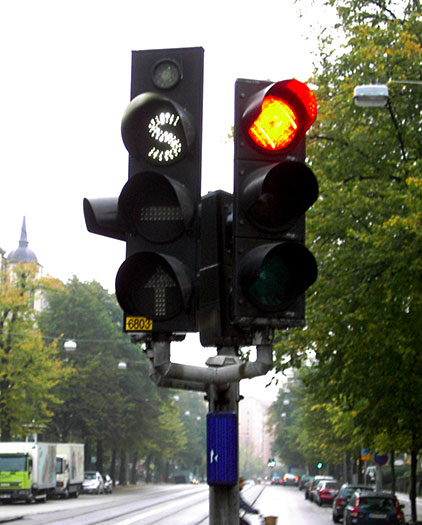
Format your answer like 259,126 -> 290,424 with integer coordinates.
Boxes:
82,471 -> 105,494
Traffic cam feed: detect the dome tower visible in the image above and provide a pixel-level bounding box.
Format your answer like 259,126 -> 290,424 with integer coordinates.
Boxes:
8,217 -> 40,267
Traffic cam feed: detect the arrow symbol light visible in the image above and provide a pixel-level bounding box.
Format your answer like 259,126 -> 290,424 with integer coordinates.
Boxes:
145,266 -> 176,317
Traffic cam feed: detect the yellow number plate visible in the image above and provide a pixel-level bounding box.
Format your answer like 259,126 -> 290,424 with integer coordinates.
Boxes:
125,316 -> 153,332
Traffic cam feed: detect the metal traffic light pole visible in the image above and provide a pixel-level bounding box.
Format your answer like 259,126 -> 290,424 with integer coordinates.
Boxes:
207,346 -> 241,525
143,342 -> 271,524
137,333 -> 274,525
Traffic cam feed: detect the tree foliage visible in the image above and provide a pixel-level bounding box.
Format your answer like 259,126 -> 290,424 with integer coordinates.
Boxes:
37,276 -> 203,482
0,262 -> 67,440
271,0 -> 421,515
172,391 -> 207,478
276,0 -> 422,427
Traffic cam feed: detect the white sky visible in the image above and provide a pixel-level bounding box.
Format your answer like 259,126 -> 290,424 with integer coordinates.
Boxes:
0,0 -> 333,401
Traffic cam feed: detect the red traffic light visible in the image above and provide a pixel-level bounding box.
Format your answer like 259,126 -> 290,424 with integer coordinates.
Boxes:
233,78 -> 319,330
243,79 -> 317,153
248,95 -> 298,151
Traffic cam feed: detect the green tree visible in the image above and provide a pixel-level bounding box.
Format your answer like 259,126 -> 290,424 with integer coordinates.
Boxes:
275,0 -> 422,518
38,276 -> 193,485
173,391 -> 207,480
37,277 -> 160,470
0,262 -> 66,440
268,383 -> 306,471
38,278 -> 126,443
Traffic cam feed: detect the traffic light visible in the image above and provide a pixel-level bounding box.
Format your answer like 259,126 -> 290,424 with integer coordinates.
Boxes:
317,461 -> 323,470
85,47 -> 204,337
116,47 -> 204,336
232,78 -> 319,329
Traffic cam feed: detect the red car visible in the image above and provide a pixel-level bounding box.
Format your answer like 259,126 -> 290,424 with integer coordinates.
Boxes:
314,480 -> 340,506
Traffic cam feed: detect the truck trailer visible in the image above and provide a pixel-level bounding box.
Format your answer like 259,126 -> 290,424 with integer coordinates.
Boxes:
55,443 -> 84,498
0,442 -> 56,503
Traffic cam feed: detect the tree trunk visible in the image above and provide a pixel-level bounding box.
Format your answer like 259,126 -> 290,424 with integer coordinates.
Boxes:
130,451 -> 138,485
85,441 -> 91,471
390,450 -> 396,494
0,397 -> 12,441
358,454 -> 364,484
110,448 -> 117,486
119,449 -> 127,486
146,454 -> 152,483
96,439 -> 104,474
343,453 -> 350,483
410,448 -> 418,523
164,460 -> 171,482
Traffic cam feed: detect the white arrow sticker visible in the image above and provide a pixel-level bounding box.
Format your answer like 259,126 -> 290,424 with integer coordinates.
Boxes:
210,449 -> 219,463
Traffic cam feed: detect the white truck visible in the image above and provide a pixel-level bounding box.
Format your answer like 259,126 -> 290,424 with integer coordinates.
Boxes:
0,442 -> 56,503
55,443 -> 84,498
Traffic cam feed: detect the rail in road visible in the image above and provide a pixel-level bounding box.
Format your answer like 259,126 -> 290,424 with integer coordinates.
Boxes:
0,484 -> 209,525
1,483 -> 422,524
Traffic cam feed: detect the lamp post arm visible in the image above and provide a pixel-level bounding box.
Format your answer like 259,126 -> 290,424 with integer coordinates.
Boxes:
386,99 -> 407,161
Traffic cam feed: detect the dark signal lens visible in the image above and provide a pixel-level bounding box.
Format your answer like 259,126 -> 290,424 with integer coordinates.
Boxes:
241,161 -> 319,233
116,253 -> 185,320
241,243 -> 317,311
118,172 -> 194,244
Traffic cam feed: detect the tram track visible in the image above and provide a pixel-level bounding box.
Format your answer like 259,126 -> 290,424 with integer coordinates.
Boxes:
2,485 -> 208,525
2,483 -> 266,525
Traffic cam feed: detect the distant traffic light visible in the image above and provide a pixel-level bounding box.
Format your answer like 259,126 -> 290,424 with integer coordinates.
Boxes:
317,461 -> 323,470
85,47 -> 204,337
268,458 -> 276,468
232,78 -> 319,329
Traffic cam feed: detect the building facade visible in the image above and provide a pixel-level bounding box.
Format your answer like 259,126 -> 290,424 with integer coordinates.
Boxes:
239,396 -> 272,469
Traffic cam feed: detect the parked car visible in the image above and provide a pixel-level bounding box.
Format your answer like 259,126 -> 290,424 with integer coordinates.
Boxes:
314,479 -> 340,506
299,474 -> 312,490
282,473 -> 300,486
304,476 -> 314,499
82,471 -> 105,494
343,491 -> 405,524
332,484 -> 374,523
271,476 -> 283,486
309,475 -> 334,502
103,474 -> 113,494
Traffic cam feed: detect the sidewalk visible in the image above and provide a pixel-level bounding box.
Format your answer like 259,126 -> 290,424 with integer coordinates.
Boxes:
397,492 -> 422,524
397,492 -> 422,505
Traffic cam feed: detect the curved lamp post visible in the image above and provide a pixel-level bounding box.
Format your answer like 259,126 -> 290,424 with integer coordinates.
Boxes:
354,80 -> 422,161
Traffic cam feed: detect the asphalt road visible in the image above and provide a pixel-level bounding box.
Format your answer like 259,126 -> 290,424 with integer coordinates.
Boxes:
0,483 -> 421,524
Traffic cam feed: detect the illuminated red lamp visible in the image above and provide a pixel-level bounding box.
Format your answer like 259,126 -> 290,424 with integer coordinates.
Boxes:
246,79 -> 317,152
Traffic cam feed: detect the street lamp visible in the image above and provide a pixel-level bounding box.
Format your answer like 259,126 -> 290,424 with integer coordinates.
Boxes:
353,82 -> 406,160
63,340 -> 77,352
353,84 -> 389,107
353,80 -> 422,107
